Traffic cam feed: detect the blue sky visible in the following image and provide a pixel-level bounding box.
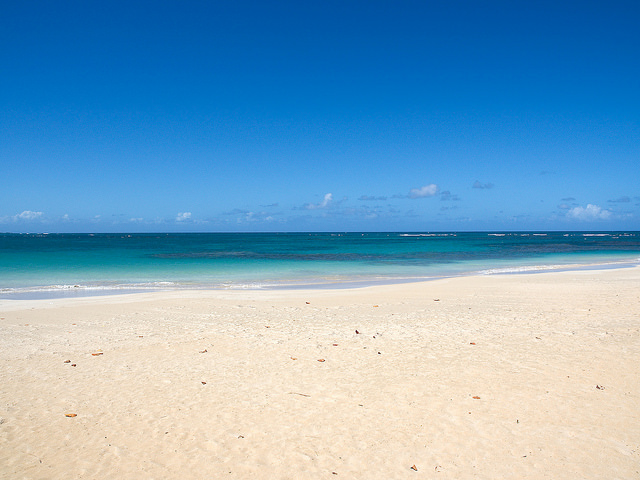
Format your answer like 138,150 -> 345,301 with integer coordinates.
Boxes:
1,0 -> 638,232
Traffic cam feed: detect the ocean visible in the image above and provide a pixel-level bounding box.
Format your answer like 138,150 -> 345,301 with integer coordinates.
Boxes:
1,232 -> 639,299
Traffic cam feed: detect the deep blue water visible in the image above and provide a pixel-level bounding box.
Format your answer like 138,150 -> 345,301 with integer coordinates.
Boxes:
1,232 -> 639,298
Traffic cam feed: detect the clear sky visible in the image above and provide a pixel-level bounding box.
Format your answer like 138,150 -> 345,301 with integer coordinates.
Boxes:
1,0 -> 639,232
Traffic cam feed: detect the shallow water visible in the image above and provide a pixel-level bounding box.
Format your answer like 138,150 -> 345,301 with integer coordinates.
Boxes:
1,231 -> 638,298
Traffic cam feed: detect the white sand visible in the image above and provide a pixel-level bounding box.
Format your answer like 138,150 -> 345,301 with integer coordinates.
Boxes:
1,267 -> 639,479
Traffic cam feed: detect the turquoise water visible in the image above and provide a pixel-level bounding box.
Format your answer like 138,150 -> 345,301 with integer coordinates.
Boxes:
1,232 -> 639,298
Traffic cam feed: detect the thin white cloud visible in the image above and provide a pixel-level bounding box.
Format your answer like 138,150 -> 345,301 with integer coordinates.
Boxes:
176,212 -> 192,222
304,193 -> 333,210
440,191 -> 460,201
566,204 -> 612,221
223,208 -> 250,216
608,196 -> 631,203
409,184 -> 438,199
14,210 -> 44,221
359,195 -> 388,201
473,180 -> 494,189
230,210 -> 281,224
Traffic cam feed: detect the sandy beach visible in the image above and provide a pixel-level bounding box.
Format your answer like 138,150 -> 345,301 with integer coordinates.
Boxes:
1,267 -> 639,479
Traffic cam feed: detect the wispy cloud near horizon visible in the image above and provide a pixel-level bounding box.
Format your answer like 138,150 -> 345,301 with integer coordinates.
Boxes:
303,193 -> 333,210
358,195 -> 388,201
473,181 -> 494,189
1,211 -> 45,223
608,196 -> 631,203
408,184 -> 439,199
566,204 -> 612,221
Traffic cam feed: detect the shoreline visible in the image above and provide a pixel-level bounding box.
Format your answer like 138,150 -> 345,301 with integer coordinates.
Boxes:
2,256 -> 638,302
1,267 -> 639,478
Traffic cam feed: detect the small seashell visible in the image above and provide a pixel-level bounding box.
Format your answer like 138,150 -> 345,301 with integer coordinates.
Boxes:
199,349 -> 207,353
411,464 -> 418,471
64,360 -> 71,363
470,342 -> 476,345
65,413 -> 77,417
91,353 -> 103,356
317,359 -> 325,362
472,396 -> 481,399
